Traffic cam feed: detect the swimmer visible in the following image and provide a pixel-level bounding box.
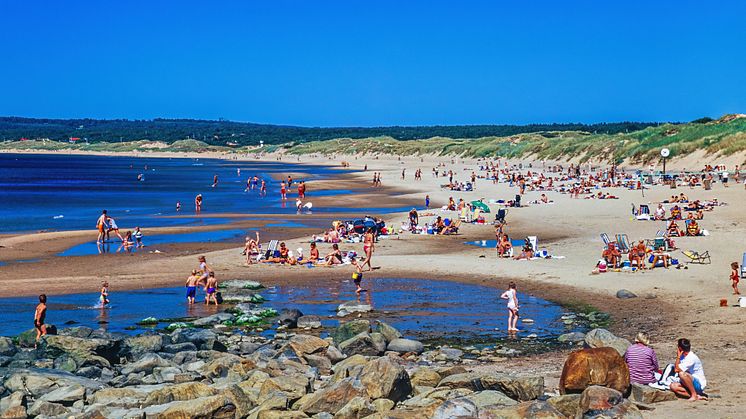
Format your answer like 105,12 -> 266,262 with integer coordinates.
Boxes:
185,269 -> 199,304
176,201 -> 181,212
212,174 -> 218,188
260,180 -> 266,195
204,272 -> 218,305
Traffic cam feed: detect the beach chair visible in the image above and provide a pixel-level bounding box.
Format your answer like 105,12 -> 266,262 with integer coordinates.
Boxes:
601,233 -> 611,246
495,208 -> 507,224
459,207 -> 469,222
741,252 -> 746,279
653,237 -> 668,251
527,236 -> 538,252
681,250 -> 711,265
263,240 -> 279,260
472,209 -> 481,223
615,234 -> 631,253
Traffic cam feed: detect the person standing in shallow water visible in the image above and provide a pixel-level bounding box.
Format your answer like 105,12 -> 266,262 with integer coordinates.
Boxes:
34,294 -> 47,346
500,282 -> 520,332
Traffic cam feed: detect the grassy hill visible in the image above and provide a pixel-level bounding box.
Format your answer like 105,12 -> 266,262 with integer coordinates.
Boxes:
284,115 -> 746,164
2,115 -> 744,165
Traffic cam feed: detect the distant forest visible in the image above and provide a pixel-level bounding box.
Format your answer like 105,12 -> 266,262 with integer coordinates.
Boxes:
0,117 -> 664,146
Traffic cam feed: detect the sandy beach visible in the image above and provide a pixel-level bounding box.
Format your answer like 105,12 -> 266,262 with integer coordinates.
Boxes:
1,150 -> 745,418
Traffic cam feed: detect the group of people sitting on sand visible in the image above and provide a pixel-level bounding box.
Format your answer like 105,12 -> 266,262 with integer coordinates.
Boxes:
599,240 -> 673,272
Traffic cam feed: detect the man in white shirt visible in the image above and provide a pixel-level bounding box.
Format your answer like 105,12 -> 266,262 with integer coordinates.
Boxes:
670,338 -> 707,401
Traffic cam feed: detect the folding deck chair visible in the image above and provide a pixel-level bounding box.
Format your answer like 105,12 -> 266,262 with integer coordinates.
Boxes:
681,250 -> 711,265
263,240 -> 279,260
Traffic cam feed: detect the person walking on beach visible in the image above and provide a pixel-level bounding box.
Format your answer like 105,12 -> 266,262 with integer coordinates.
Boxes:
195,194 -> 203,214
298,181 -> 306,199
351,256 -> 364,294
204,272 -> 219,305
96,210 -> 108,243
362,228 -> 375,271
34,294 -> 47,346
280,181 -> 287,200
185,269 -> 199,304
730,261 -> 740,295
500,282 -> 520,332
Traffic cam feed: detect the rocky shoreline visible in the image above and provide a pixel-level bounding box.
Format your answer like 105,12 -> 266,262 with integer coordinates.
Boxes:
0,281 -> 680,418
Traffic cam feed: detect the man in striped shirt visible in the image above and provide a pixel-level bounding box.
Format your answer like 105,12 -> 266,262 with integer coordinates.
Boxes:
624,332 -> 659,384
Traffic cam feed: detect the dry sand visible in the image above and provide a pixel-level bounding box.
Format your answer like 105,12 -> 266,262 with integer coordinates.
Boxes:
2,150 -> 745,418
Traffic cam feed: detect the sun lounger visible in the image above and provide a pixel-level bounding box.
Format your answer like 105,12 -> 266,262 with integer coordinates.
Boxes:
459,207 -> 469,222
681,250 -> 711,265
742,252 -> 746,278
495,208 -> 507,224
601,233 -> 611,246
263,240 -> 279,260
527,236 -> 538,252
615,234 -> 631,253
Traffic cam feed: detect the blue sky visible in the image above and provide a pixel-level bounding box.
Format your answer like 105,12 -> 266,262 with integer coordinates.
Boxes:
1,1 -> 745,126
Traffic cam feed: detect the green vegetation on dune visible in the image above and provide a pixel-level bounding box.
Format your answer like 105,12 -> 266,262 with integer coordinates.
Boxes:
285,116 -> 746,164
2,115 -> 744,164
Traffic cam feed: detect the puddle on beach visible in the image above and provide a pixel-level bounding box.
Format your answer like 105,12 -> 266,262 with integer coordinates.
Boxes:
464,239 -> 526,248
0,279 -> 586,351
57,229 -> 249,257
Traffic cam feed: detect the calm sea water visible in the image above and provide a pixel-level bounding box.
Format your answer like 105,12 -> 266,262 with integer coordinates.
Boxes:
0,153 -> 355,233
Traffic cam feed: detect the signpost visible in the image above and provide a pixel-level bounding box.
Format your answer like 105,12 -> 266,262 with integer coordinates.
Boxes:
661,148 -> 670,176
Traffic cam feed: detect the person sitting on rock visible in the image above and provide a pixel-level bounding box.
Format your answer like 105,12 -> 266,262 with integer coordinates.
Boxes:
670,338 -> 708,401
624,332 -> 659,385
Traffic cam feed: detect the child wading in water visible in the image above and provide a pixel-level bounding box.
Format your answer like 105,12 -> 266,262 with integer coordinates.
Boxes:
99,281 -> 110,306
186,269 -> 199,304
500,281 -> 520,332
731,262 -> 740,295
34,294 -> 47,347
351,256 -> 364,294
204,272 -> 219,305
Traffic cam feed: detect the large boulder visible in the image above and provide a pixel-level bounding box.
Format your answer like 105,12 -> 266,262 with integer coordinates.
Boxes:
293,377 -> 368,415
372,321 -> 402,343
336,301 -> 372,317
353,356 -> 412,402
121,353 -> 173,375
386,338 -> 424,354
332,320 -> 371,345
26,400 -> 69,417
583,328 -> 631,357
171,328 -> 226,351
338,332 -> 382,356
462,390 -> 517,408
333,396 -> 375,419
431,398 -> 477,419
122,334 -> 165,358
0,337 -> 18,357
297,315 -> 322,329
259,375 -> 311,403
559,347 -> 630,395
278,308 -> 304,328
629,383 -> 677,404
0,391 -> 27,419
479,400 -> 565,418
288,334 -> 329,359
3,368 -> 104,398
547,394 -> 581,417
44,335 -> 121,365
143,382 -> 218,406
38,384 -> 85,405
578,385 -> 642,418
17,325 -> 57,348
142,395 -> 237,418
438,372 -> 544,401
410,368 -> 442,388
